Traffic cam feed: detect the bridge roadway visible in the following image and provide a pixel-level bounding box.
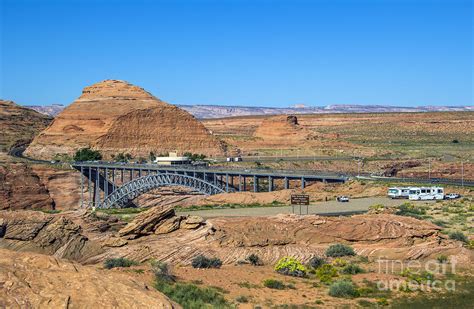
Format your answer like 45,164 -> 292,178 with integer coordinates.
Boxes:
71,161 -> 348,209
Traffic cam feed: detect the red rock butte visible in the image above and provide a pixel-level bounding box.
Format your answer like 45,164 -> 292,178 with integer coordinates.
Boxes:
25,80 -> 225,159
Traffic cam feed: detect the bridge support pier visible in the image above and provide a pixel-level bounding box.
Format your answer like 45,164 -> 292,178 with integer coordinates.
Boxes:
284,177 -> 289,189
301,177 -> 305,190
80,167 -> 84,208
253,176 -> 258,192
268,176 -> 273,192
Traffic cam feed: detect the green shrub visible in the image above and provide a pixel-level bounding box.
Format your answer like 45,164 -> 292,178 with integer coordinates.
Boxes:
263,279 -> 286,290
341,263 -> 364,275
73,147 -> 102,161
247,253 -> 263,266
400,269 -> 434,283
191,255 -> 222,269
151,260 -> 175,282
325,244 -> 356,257
396,203 -> 426,219
308,256 -> 327,269
449,231 -> 468,243
155,280 -> 230,308
104,257 -> 137,269
274,257 -> 307,277
235,295 -> 249,303
328,280 -> 358,298
332,258 -> 347,267
316,264 -> 338,284
437,255 -> 448,264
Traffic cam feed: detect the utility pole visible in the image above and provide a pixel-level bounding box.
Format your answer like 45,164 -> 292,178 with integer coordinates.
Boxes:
428,158 -> 431,179
461,161 -> 464,187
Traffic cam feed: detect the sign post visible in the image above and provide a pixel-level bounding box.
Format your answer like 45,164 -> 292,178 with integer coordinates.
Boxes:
291,194 -> 309,215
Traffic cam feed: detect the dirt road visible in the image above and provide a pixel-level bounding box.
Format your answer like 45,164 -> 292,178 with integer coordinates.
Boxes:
177,197 -> 409,218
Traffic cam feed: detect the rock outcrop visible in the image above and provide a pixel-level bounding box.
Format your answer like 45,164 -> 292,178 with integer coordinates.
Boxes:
0,163 -> 55,210
99,212 -> 470,266
25,79 -> 225,159
0,249 -> 175,308
0,100 -> 52,152
0,210 -> 103,262
118,206 -> 205,239
254,115 -> 315,142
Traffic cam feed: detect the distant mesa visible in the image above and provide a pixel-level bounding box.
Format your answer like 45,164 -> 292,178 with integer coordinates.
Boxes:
24,80 -> 225,159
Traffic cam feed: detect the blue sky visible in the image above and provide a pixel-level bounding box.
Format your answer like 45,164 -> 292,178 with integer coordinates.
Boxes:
1,0 -> 472,107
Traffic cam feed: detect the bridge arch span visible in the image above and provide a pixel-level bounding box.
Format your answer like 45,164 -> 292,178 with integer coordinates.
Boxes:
99,173 -> 225,209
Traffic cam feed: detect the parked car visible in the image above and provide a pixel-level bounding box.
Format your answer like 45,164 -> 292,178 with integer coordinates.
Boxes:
445,193 -> 461,200
337,196 -> 350,202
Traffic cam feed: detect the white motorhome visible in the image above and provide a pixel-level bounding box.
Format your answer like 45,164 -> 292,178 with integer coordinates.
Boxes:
408,187 -> 444,201
387,187 -> 411,199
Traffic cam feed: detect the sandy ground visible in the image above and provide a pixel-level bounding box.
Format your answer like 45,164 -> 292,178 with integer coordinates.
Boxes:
177,197 -> 411,218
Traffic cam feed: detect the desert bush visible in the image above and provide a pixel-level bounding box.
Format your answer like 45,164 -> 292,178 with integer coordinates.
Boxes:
235,295 -> 249,303
332,258 -> 347,267
151,260 -> 175,282
155,280 -> 230,308
263,279 -> 286,290
341,263 -> 364,275
400,269 -> 434,283
328,280 -> 358,298
436,255 -> 448,264
104,257 -> 137,269
247,253 -> 263,266
325,244 -> 356,257
449,231 -> 468,243
396,202 -> 426,219
308,256 -> 327,269
191,255 -> 222,269
316,264 -> 338,284
274,257 -> 307,277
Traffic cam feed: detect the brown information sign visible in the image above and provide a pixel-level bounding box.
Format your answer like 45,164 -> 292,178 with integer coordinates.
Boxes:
291,194 -> 309,205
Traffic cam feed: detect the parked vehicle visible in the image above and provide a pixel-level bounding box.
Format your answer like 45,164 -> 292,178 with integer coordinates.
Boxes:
408,187 -> 444,201
387,187 -> 410,199
337,196 -> 350,202
445,193 -> 461,200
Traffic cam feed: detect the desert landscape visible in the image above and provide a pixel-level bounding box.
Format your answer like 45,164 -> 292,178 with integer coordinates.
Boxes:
1,79 -> 473,309
1,1 -> 472,308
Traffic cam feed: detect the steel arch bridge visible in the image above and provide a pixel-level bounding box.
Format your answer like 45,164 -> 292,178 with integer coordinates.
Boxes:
100,173 -> 225,209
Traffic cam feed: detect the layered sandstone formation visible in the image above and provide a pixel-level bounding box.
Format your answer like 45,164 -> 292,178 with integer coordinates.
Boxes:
254,115 -> 315,142
1,209 -> 470,267
0,163 -> 54,210
0,249 -> 175,308
0,210 -> 103,261
25,80 -> 225,159
0,100 -> 52,152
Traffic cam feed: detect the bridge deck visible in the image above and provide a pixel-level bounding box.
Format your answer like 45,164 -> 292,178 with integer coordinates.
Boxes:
71,161 -> 348,182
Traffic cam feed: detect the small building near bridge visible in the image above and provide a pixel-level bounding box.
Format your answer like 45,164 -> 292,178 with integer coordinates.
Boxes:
153,152 -> 191,166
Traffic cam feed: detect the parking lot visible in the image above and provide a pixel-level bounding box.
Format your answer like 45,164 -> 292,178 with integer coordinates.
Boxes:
177,197 -> 409,218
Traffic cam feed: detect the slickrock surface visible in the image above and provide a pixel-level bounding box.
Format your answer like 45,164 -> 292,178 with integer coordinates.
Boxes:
96,211 -> 470,265
118,206 -> 205,239
0,210 -> 103,261
0,100 -> 52,152
25,79 -> 225,159
0,249 -> 176,308
2,208 -> 470,267
0,163 -> 54,210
